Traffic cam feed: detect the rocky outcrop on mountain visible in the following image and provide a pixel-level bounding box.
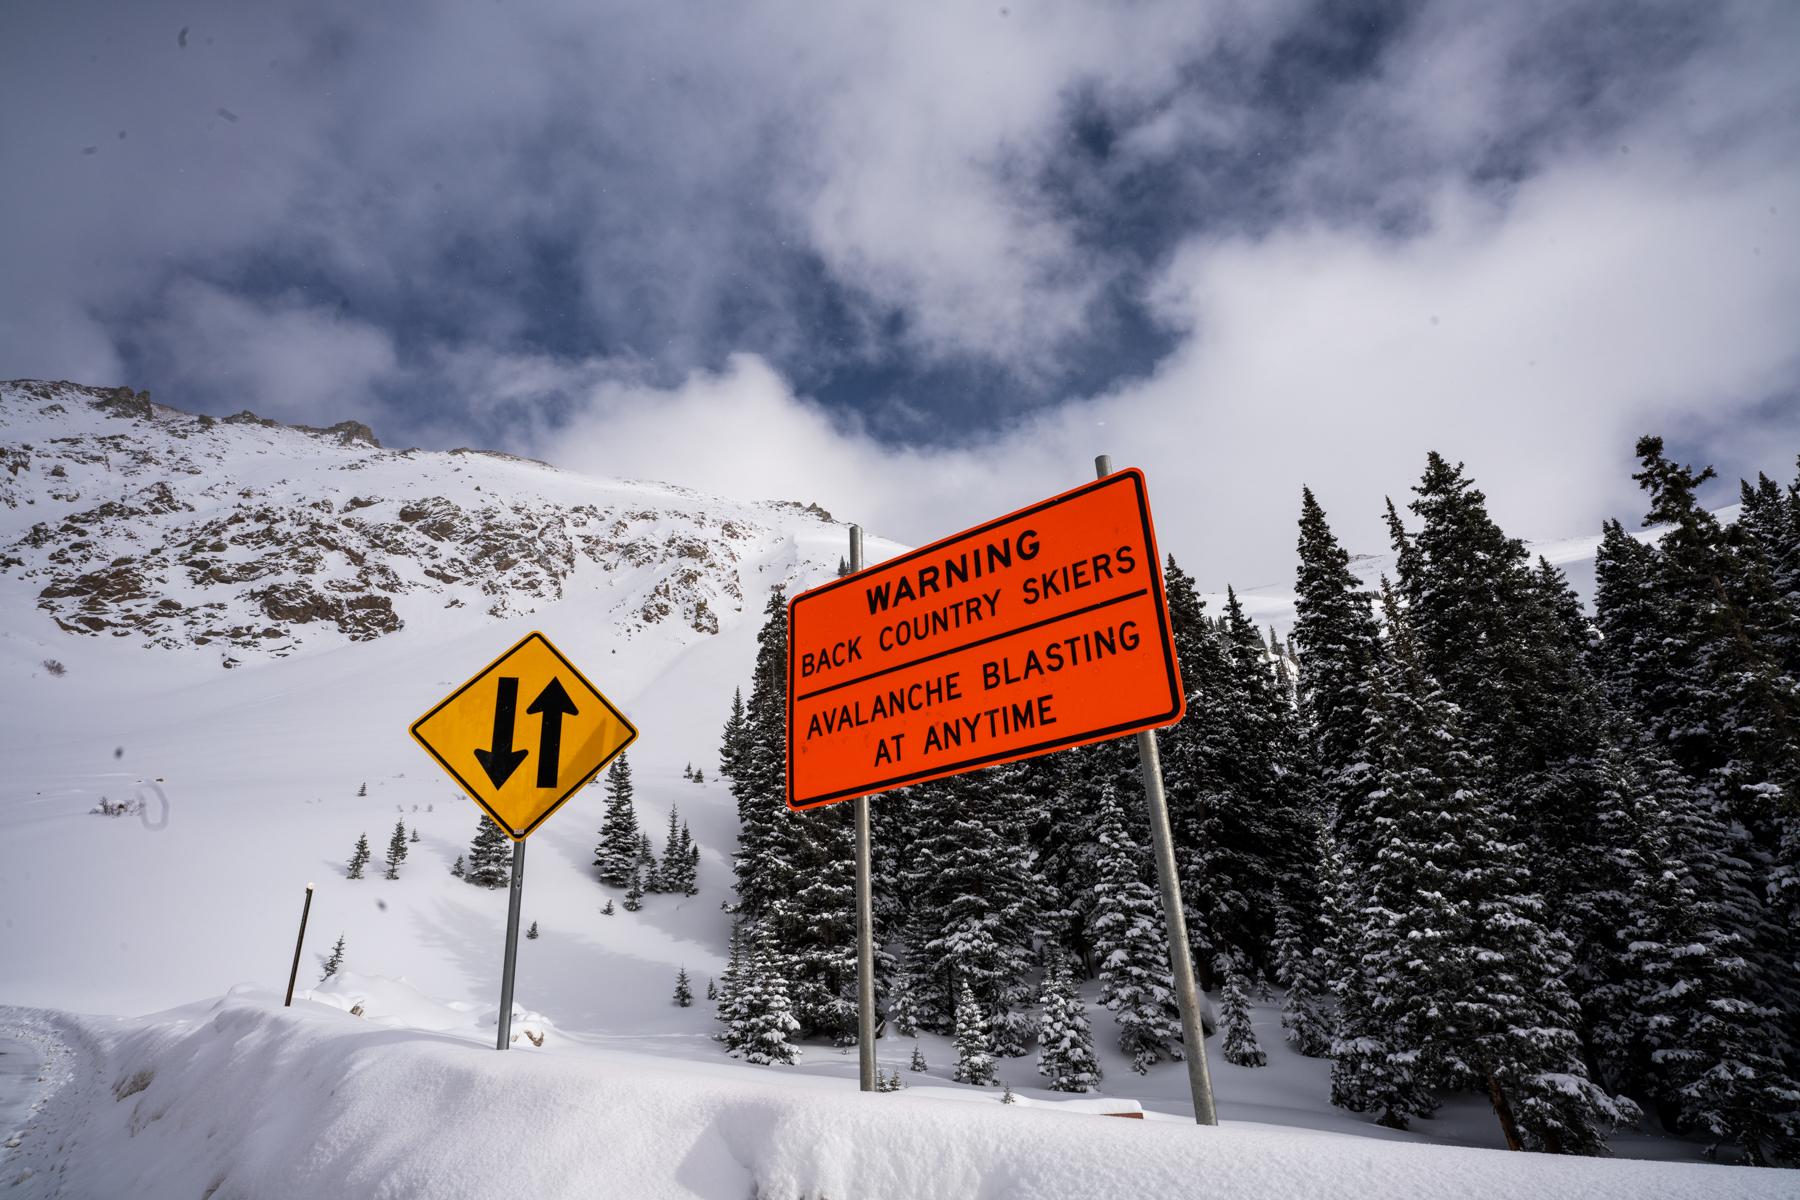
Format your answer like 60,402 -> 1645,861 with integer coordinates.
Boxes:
0,379 -> 830,658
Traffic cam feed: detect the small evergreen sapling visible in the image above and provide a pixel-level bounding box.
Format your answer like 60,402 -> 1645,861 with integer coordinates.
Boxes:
320,933 -> 346,983
409,826 -> 421,843
1220,964 -> 1267,1068
357,782 -> 366,797
953,982 -> 996,1086
674,966 -> 693,1007
526,921 -> 539,940
623,864 -> 644,912
909,1043 -> 928,1072
706,978 -> 717,1001
384,819 -> 408,879
876,1068 -> 903,1092
450,854 -> 464,878
1000,1081 -> 1017,1104
347,832 -> 371,880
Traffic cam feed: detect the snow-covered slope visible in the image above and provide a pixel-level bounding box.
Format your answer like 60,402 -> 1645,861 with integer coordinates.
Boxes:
4,994 -> 1787,1200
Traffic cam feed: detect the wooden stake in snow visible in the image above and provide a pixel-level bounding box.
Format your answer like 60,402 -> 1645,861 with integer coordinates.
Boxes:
284,883 -> 314,1007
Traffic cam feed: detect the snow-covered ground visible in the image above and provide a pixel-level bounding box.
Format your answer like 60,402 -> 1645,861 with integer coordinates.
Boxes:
2,994 -> 1790,1200
1,382 -> 1789,1195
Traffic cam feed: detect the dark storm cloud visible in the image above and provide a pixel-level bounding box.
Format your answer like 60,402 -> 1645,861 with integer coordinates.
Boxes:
1,0 -> 1796,588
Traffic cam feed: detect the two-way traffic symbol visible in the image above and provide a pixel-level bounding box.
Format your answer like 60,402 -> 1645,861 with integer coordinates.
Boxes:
475,676 -> 580,789
411,632 -> 638,840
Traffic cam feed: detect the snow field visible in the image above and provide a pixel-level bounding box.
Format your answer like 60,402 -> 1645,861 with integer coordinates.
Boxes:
4,993 -> 1791,1200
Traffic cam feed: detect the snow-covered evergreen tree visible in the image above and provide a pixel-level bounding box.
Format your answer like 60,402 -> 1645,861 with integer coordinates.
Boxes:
623,862 -> 644,912
1035,956 -> 1100,1092
526,920 -> 539,940
909,1042 -> 928,1072
1090,776 -> 1182,1074
719,685 -> 748,781
1220,961 -> 1266,1068
897,768 -> 1040,1054
384,819 -> 408,880
466,816 -> 511,888
722,924 -> 800,1065
1272,905 -> 1332,1058
450,853 -> 464,878
593,756 -> 640,887
674,966 -> 693,1008
346,832 -> 371,880
952,982 -> 996,1086
319,933 -> 346,983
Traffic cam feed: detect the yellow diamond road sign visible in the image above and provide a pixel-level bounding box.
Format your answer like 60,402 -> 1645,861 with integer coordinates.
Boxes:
411,631 -> 638,839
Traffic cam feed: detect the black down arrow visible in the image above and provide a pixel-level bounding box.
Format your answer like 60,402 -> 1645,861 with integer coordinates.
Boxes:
527,677 -> 579,789
473,676 -> 529,788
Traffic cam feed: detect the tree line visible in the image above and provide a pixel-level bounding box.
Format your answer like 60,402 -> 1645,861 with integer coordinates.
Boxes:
713,438 -> 1800,1165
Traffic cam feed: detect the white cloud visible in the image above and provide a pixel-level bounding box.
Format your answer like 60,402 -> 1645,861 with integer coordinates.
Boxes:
143,282 -> 399,425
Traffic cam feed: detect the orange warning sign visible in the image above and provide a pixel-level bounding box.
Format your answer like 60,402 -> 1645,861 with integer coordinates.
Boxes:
786,468 -> 1185,810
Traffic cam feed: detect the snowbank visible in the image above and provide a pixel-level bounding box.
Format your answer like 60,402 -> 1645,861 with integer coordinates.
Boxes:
4,993 -> 1791,1200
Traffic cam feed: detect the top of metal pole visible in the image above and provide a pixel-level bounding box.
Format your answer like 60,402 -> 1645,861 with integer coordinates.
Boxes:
1094,454 -> 1114,478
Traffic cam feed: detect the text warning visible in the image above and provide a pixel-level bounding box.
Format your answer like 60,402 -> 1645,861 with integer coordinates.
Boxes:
786,468 -> 1185,809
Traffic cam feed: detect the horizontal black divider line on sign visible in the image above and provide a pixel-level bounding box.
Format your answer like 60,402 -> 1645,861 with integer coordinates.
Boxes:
791,586 -> 1152,705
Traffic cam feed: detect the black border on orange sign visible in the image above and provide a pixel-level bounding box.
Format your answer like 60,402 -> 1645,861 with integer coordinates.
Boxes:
409,630 -> 640,840
785,467 -> 1185,810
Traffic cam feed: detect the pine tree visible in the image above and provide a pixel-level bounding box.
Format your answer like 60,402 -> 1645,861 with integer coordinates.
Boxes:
593,756 -> 641,887
1090,777 -> 1182,1074
640,831 -> 663,893
384,819 -> 408,880
450,854 -> 465,878
1000,1081 -> 1017,1104
722,924 -> 801,1065
1334,586 -> 1636,1151
952,982 -> 996,1086
320,933 -> 346,983
693,767 -> 704,784
1220,962 -> 1266,1068
601,898 -> 614,916
897,769 -> 1040,1053
526,920 -> 539,940
409,826 -> 421,843
1272,905 -> 1332,1058
681,823 -> 700,896
674,966 -> 694,1008
347,832 -> 371,880
1035,956 -> 1101,1092
707,978 -> 718,1001
877,1068 -> 904,1092
719,685 -> 748,781
1614,745 -> 1800,1165
466,816 -> 511,888
910,1043 -> 928,1072
659,807 -> 687,893
624,862 -> 644,912
357,782 -> 366,797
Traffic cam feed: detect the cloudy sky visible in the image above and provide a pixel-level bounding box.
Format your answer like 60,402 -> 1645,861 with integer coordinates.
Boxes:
4,1 -> 1797,589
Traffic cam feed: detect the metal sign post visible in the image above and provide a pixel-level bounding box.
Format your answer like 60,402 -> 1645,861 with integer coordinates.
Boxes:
284,882 -> 314,1007
1096,453 -> 1217,1126
496,840 -> 528,1049
850,525 -> 878,1092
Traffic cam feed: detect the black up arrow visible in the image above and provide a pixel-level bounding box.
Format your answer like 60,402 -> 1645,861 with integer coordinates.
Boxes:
473,676 -> 529,789
527,677 -> 579,789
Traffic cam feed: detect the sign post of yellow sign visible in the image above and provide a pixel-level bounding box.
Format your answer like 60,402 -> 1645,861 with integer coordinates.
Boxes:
411,631 -> 638,839
410,630 -> 637,1048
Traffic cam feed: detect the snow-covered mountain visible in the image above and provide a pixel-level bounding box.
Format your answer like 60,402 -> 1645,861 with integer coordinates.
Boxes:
0,379 -> 851,660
